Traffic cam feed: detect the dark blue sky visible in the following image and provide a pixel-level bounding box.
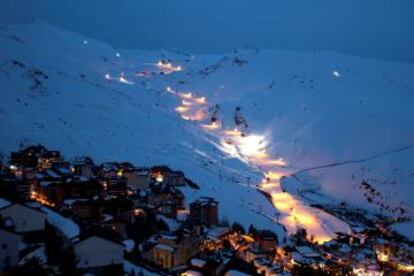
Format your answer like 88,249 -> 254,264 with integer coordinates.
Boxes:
1,0 -> 414,62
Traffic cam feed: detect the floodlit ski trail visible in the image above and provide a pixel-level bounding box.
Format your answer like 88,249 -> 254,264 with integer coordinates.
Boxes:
167,84 -> 350,244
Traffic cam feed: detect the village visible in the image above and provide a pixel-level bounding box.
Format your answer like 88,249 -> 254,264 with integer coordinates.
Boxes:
0,145 -> 413,276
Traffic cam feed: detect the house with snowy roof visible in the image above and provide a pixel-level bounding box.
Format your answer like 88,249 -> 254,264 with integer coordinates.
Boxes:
0,203 -> 47,243
255,229 -> 278,252
74,235 -> 124,275
148,183 -> 185,211
123,168 -> 150,190
41,206 -> 80,241
72,156 -> 95,178
151,231 -> 200,270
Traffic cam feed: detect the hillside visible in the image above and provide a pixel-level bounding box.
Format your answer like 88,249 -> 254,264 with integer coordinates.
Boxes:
1,20 -> 413,241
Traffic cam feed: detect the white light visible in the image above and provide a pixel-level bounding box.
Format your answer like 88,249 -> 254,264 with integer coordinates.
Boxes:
83,40 -> 88,44
333,70 -> 340,77
238,135 -> 266,157
115,52 -> 121,58
166,86 -> 175,93
119,76 -> 134,85
156,174 -> 164,182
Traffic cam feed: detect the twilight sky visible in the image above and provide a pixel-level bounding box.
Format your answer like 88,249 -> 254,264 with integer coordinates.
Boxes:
1,0 -> 413,62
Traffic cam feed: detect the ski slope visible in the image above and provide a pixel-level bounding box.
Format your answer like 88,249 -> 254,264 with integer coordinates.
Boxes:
1,20 -> 413,241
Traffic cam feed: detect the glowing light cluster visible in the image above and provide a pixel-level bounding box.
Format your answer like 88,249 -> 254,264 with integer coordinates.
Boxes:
201,121 -> 221,130
155,61 -> 183,74
238,134 -> 266,157
104,73 -> 134,85
30,191 -> 55,207
171,88 -> 208,121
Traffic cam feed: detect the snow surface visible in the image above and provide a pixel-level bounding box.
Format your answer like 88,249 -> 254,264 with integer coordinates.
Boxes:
20,246 -> 47,265
122,239 -> 135,253
0,198 -> 11,209
124,260 -> 160,276
1,20 -> 413,241
41,207 -> 80,239
390,221 -> 414,241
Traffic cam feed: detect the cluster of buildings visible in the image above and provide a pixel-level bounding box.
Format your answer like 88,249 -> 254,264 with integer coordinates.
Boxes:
0,145 -> 413,276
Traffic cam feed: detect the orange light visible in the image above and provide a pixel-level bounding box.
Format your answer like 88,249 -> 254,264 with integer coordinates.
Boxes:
223,128 -> 242,137
181,100 -> 193,106
179,92 -> 193,99
195,96 -> 206,104
201,121 -> 221,130
176,106 -> 189,113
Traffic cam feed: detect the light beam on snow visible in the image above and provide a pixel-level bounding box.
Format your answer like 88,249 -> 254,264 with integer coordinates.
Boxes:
119,76 -> 134,85
175,106 -> 189,113
166,86 -> 175,94
238,134 -> 266,157
201,121 -> 221,130
179,92 -> 193,99
155,61 -> 183,74
181,100 -> 193,106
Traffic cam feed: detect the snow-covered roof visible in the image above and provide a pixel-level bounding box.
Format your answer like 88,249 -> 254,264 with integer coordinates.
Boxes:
207,226 -> 230,240
225,270 -> 250,276
45,169 -> 60,179
124,260 -> 159,276
177,209 -> 189,221
158,215 -> 179,231
122,239 -> 135,253
41,207 -> 80,239
75,236 -> 124,268
20,246 -> 47,265
0,198 -> 11,209
155,243 -> 175,252
56,167 -> 71,175
63,198 -> 89,206
190,258 -> 206,268
296,246 -> 320,258
338,244 -> 352,254
292,252 -> 312,264
0,204 -> 47,232
103,213 -> 114,222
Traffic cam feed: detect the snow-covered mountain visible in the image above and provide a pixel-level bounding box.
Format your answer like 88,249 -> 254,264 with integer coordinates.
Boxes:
1,20 -> 413,241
